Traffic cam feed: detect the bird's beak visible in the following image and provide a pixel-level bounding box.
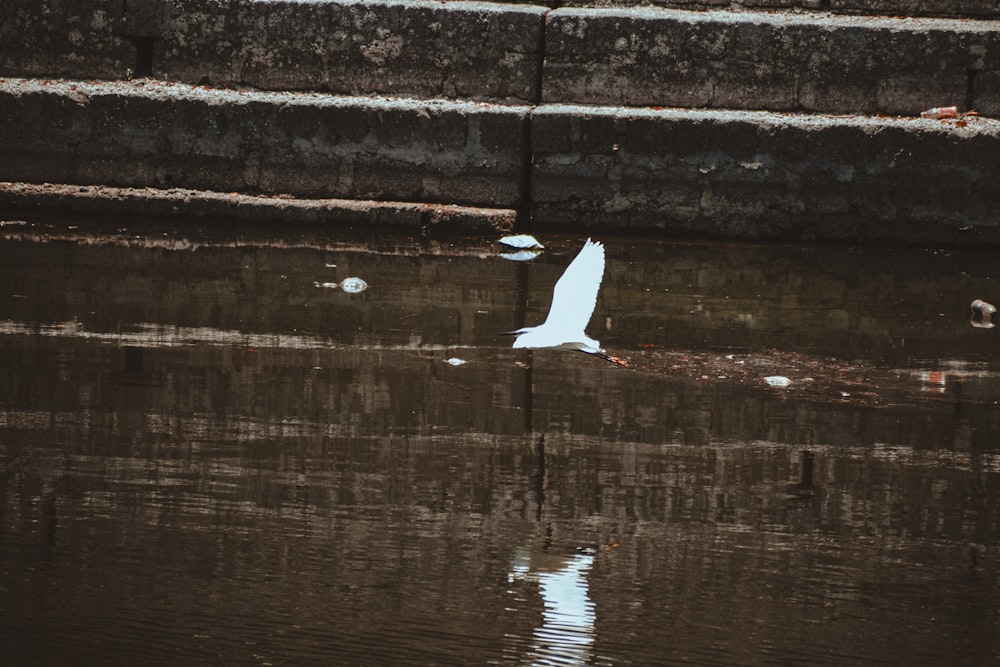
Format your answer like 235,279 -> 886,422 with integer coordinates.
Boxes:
499,330 -> 519,336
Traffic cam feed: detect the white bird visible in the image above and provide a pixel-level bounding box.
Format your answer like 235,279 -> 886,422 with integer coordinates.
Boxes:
506,238 -> 624,364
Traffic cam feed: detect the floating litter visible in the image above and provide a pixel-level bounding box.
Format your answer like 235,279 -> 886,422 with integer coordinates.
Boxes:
499,234 -> 544,249
500,250 -> 543,262
764,376 -> 792,387
444,358 -> 468,366
971,298 -> 996,328
339,277 -> 368,293
920,106 -> 958,119
314,277 -> 368,293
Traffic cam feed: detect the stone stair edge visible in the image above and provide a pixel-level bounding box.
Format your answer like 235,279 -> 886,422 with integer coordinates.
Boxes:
0,76 -> 535,114
7,75 -> 1000,130
4,0 -> 1000,115
126,0 -> 1000,20
543,8 -> 1000,116
550,5 -> 1000,26
0,181 -> 518,234
4,1 -> 1000,243
3,74 -> 999,245
484,0 -> 1000,17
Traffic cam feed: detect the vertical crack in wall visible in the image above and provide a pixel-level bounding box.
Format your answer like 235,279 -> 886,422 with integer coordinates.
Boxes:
121,0 -> 171,78
517,10 -> 550,230
517,110 -> 537,231
532,11 -> 548,107
966,69 -> 978,111
131,37 -> 156,77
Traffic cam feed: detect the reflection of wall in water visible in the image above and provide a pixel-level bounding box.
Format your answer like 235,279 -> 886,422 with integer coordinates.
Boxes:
5,332 -> 995,451
3,334 -> 999,546
3,238 -> 998,364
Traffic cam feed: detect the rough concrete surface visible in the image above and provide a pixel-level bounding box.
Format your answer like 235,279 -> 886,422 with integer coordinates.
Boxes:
2,1 -> 1000,243
530,105 -> 1000,242
0,0 -> 546,103
158,0 -> 546,102
478,0 -> 1000,17
0,0 -> 133,80
0,79 -> 531,208
6,2 -> 998,111
829,0 -> 1000,18
543,8 -> 1000,116
0,182 -> 517,233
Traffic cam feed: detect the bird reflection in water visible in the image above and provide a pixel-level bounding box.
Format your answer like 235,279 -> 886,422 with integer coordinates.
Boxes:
507,548 -> 598,665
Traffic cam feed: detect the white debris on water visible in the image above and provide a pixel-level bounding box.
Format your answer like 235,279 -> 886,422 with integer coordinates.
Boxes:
500,250 -> 543,261
314,277 -> 368,293
339,277 -> 368,293
499,234 -> 544,249
764,375 -> 792,387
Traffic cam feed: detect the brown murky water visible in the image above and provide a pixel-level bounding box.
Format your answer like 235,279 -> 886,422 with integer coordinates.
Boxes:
2,217 -> 999,665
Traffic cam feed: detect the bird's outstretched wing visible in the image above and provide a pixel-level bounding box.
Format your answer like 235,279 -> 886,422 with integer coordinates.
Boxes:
542,238 -> 605,334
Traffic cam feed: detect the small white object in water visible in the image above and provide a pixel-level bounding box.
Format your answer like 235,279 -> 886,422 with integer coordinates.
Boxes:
764,376 -> 792,387
444,358 -> 468,366
499,234 -> 544,249
314,277 -> 368,293
500,250 -> 543,262
339,277 -> 368,293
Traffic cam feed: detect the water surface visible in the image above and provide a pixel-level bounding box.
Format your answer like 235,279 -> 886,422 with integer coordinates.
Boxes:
2,218 -> 999,665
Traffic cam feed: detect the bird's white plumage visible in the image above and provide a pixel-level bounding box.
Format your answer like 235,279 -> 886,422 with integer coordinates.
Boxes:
511,238 -> 605,354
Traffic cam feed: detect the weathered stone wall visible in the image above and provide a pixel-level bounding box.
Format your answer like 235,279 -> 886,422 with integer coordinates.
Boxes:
0,0 -> 133,80
156,0 -> 546,102
6,1 -> 998,112
531,106 -> 1000,242
0,0 -> 547,103
2,0 -> 1000,243
829,0 -> 999,17
453,0 -> 1000,18
0,79 -> 530,207
0,182 -> 518,232
543,9 -> 1000,116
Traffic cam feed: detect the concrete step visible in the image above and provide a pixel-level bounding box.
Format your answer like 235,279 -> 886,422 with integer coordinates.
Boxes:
4,1 -> 999,115
1,0 -> 547,103
3,77 -> 999,244
543,8 -> 1000,116
0,78 -> 531,209
4,1 -> 1000,244
0,182 -> 517,234
530,103 -> 1000,243
519,0 -> 1000,20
